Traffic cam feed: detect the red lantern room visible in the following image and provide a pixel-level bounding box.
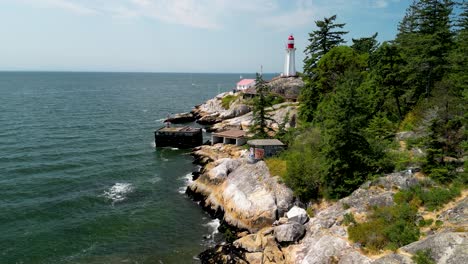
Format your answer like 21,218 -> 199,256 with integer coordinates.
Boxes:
287,35 -> 294,49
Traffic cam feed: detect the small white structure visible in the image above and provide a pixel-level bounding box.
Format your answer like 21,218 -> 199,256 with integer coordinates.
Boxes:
212,130 -> 247,146
283,35 -> 296,77
236,79 -> 256,91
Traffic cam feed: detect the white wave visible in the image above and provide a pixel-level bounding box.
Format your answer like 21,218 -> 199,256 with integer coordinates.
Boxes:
149,175 -> 161,184
178,172 -> 193,194
170,147 -> 179,150
203,219 -> 220,241
151,141 -> 156,148
103,182 -> 133,204
155,118 -> 165,123
142,109 -> 148,113
202,128 -> 207,132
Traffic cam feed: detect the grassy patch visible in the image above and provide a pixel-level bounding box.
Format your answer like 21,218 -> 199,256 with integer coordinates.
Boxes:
221,94 -> 239,109
394,184 -> 461,211
348,203 -> 420,252
343,213 -> 356,226
412,249 -> 436,264
265,157 -> 287,178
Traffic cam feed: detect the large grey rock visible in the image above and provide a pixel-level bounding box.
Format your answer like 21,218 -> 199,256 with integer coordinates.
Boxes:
245,252 -> 263,264
338,251 -> 372,264
234,234 -> 263,252
220,104 -> 251,119
401,232 -> 468,264
274,222 -> 306,243
372,253 -> 412,264
267,76 -> 304,100
438,197 -> 467,225
208,158 -> 242,180
191,159 -> 294,232
286,206 -> 309,224
396,131 -> 416,140
371,172 -> 419,190
164,112 -> 195,123
301,235 -> 351,264
212,102 -> 298,132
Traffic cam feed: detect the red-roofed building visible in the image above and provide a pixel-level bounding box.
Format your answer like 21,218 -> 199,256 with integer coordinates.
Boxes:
236,79 -> 256,91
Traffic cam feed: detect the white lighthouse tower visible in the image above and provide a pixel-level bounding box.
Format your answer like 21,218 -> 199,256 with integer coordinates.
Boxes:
283,34 -> 296,77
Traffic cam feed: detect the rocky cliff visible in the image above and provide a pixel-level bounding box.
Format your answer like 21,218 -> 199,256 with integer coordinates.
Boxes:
189,145 -> 467,263
188,144 -> 294,233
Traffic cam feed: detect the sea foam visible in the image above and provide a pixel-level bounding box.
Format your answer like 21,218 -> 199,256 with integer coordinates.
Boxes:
178,173 -> 193,194
103,182 -> 133,204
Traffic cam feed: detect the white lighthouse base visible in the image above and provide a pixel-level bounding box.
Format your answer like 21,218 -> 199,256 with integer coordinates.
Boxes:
283,48 -> 296,77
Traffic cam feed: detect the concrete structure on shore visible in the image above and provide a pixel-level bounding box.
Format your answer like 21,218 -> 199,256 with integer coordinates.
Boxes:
247,139 -> 285,159
154,126 -> 203,148
212,130 -> 246,146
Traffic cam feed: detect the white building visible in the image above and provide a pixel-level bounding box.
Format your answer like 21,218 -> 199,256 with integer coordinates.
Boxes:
283,35 -> 297,77
236,79 -> 256,91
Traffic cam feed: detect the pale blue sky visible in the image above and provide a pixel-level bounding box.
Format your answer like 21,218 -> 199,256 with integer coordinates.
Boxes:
0,0 -> 410,73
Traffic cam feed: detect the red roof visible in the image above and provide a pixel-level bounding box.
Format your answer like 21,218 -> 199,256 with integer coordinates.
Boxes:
288,35 -> 294,40
237,79 -> 255,86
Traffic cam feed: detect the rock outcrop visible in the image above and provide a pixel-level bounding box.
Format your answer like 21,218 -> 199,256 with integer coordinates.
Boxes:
189,153 -> 294,232
212,102 -> 298,132
191,92 -> 252,125
267,76 -> 304,100
164,112 -> 195,123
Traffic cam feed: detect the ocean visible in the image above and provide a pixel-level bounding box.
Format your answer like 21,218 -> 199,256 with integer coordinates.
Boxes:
0,72 -> 275,264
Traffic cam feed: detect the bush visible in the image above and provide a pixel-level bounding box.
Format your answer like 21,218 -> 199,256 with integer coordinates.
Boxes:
412,249 -> 436,264
348,203 -> 419,251
265,157 -> 287,178
418,218 -> 434,227
221,94 -> 239,109
343,213 -> 356,226
283,128 -> 326,200
395,184 -> 461,211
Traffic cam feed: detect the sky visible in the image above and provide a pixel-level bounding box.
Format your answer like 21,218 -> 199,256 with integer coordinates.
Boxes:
0,0 -> 411,73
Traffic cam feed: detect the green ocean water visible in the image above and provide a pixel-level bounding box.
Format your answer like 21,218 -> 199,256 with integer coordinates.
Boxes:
0,72 -> 275,264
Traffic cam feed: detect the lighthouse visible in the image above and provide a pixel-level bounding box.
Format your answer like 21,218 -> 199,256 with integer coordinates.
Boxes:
283,35 -> 296,77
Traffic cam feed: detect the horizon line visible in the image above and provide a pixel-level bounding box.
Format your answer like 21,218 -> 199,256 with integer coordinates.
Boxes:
0,70 -> 282,75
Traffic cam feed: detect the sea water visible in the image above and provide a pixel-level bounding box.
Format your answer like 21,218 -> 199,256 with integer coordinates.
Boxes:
0,72 -> 274,263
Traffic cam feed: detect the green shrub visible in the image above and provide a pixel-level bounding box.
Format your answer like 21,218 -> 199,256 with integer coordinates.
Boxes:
343,213 -> 356,226
428,167 -> 450,183
348,203 -> 419,251
267,95 -> 285,105
265,157 -> 287,178
221,94 -> 239,109
418,218 -> 434,227
394,184 -> 461,211
412,249 -> 436,264
387,150 -> 413,171
348,219 -> 387,251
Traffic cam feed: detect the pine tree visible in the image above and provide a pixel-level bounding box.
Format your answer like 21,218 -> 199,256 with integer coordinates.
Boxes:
303,15 -> 348,76
396,0 -> 455,100
351,32 -> 379,55
373,42 -> 407,120
250,73 -> 274,138
317,70 -> 376,198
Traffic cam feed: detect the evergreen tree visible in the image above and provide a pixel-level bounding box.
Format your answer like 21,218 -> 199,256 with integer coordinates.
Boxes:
396,0 -> 455,100
372,42 -> 407,120
303,15 -> 348,76
250,73 -> 273,138
318,70 -> 376,198
351,32 -> 379,55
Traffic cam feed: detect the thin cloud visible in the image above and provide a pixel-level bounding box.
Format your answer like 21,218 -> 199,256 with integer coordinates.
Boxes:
14,0 -> 400,29
256,0 -> 318,32
20,0 -> 98,15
